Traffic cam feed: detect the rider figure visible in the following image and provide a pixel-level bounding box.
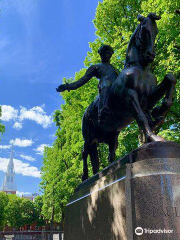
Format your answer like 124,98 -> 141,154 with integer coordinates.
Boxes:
56,45 -> 119,123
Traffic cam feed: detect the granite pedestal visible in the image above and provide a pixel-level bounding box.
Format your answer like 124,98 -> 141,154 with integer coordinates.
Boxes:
64,141 -> 180,240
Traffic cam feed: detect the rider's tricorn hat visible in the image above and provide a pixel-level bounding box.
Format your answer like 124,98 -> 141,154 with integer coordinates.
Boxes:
98,45 -> 114,55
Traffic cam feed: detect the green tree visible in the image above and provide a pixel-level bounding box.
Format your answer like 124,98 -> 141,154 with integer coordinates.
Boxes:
0,192 -> 9,230
21,198 -> 36,226
0,193 -> 45,230
33,195 -> 46,227
5,195 -> 44,229
41,0 -> 180,225
41,145 -> 68,233
5,195 -> 23,229
0,106 -> 5,139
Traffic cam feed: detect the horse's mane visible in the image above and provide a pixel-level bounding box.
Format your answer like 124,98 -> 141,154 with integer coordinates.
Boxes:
124,24 -> 141,68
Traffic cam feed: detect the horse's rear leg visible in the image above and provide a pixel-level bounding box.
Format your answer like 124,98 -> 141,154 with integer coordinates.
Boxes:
126,89 -> 164,142
147,74 -> 176,129
148,74 -> 176,125
82,143 -> 89,181
89,142 -> 99,175
148,74 -> 176,110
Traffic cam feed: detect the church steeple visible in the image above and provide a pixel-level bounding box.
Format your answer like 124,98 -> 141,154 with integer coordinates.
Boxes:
1,145 -> 17,194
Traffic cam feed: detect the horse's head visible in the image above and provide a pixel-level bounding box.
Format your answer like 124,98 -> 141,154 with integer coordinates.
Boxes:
125,13 -> 161,67
136,13 -> 161,65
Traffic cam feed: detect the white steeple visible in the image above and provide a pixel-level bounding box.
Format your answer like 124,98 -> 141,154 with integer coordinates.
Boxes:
1,145 -> 17,193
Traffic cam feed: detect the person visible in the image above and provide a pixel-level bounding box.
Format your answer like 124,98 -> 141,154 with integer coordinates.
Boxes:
56,45 -> 119,123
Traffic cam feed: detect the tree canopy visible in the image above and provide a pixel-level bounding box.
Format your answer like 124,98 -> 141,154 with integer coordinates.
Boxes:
41,0 -> 180,225
0,192 -> 8,230
0,106 -> 5,140
0,193 -> 45,231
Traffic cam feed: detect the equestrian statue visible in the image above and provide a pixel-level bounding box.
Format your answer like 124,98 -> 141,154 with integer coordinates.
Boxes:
56,13 -> 177,181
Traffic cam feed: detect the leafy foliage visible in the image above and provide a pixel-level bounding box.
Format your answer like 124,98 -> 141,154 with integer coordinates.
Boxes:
0,194 -> 45,230
33,196 -> 46,227
0,192 -> 8,230
20,198 -> 36,226
0,106 -> 5,140
5,195 -> 24,229
41,0 -> 180,224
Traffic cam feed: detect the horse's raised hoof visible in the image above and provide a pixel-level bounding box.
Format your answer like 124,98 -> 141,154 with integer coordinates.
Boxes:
147,133 -> 166,142
165,73 -> 177,85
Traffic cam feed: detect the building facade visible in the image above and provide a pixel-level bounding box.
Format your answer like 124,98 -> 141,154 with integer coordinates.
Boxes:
22,193 -> 39,202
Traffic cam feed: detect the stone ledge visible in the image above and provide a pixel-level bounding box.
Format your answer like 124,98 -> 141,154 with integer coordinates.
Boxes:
76,141 -> 180,192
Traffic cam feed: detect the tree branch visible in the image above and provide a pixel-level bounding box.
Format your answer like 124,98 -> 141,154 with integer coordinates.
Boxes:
102,25 -> 115,43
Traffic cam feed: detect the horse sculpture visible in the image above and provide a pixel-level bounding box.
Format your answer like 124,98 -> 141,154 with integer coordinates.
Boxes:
81,13 -> 177,181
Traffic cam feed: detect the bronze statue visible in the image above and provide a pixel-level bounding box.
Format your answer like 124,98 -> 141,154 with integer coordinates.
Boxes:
57,13 -> 177,181
56,45 -> 119,124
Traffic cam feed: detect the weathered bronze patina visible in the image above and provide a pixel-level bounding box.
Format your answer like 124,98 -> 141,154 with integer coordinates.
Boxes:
56,45 -> 119,124
57,13 -> 177,181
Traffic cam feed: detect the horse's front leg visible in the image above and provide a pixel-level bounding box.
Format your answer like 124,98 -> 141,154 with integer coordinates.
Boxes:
82,143 -> 89,181
147,73 -> 177,129
89,142 -> 99,174
126,89 -> 164,142
106,132 -> 119,164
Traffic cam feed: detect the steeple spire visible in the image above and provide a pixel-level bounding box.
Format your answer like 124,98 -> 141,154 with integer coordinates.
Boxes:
1,145 -> 17,194
9,144 -> 14,165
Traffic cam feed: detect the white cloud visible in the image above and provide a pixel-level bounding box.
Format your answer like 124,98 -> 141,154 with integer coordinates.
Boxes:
10,138 -> 34,147
1,105 -> 53,130
19,106 -> 53,129
34,144 -> 50,155
0,145 -> 11,149
17,191 -> 31,197
20,154 -> 35,162
1,105 -> 18,121
0,157 -> 41,178
49,134 -> 56,139
13,122 -> 23,130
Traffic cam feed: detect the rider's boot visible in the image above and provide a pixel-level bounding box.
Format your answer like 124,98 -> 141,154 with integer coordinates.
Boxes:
98,87 -> 111,124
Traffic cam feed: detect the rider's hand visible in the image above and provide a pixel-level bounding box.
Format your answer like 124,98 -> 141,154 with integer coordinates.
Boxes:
56,84 -> 68,92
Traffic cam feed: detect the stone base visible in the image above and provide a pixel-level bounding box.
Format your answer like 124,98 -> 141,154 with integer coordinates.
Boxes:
64,141 -> 180,240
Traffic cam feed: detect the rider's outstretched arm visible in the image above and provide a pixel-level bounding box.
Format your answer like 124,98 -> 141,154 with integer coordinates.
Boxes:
56,65 -> 97,92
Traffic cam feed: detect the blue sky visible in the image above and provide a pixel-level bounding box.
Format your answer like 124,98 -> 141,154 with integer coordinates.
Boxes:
0,0 -> 100,196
